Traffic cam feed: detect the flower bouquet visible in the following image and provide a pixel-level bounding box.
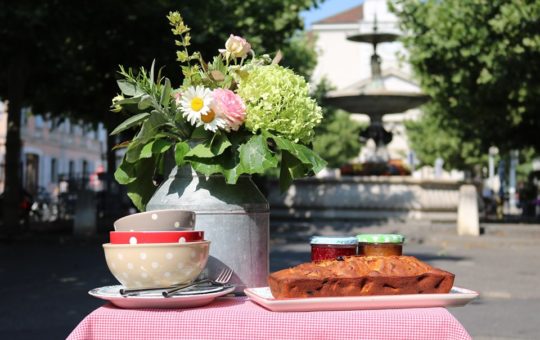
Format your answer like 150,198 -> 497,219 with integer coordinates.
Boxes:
111,11 -> 326,211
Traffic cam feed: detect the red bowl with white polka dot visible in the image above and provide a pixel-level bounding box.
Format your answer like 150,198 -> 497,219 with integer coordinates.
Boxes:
110,231 -> 204,244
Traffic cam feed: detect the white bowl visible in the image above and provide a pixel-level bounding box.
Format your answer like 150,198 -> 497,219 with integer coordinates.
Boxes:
103,241 -> 210,289
113,209 -> 196,231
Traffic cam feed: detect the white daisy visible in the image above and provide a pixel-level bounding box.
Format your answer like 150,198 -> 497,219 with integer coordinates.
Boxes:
180,86 -> 213,126
200,106 -> 228,132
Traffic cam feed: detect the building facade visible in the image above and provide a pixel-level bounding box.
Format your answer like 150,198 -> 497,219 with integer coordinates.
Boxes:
0,100 -> 106,198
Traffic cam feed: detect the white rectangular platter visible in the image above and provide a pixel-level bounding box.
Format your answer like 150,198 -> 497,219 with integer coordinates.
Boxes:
244,286 -> 479,312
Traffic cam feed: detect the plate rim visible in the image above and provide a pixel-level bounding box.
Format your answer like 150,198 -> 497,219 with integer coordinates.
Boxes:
89,284 -> 235,301
244,286 -> 479,311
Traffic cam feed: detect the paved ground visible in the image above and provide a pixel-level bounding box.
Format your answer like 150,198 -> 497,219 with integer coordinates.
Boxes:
1,220 -> 539,339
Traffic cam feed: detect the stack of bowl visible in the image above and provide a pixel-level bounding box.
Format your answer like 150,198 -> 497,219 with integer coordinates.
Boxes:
103,209 -> 210,290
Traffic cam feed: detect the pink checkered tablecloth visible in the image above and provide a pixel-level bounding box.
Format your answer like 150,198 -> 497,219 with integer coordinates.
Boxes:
67,297 -> 471,340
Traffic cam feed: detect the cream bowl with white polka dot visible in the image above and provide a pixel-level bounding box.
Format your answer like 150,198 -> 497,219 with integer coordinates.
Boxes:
113,209 -> 196,231
103,240 -> 210,289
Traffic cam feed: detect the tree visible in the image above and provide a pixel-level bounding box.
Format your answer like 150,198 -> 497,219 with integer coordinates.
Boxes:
280,33 -> 364,168
312,80 -> 363,168
391,0 -> 540,155
0,0 -> 322,233
404,105 -> 486,172
313,109 -> 364,168
280,32 -> 318,80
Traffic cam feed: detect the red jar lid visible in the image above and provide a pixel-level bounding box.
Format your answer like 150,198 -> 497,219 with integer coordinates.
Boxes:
110,230 -> 204,244
310,236 -> 358,245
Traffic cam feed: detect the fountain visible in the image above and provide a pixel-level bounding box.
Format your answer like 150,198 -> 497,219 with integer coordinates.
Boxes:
267,14 -> 467,225
324,19 -> 428,174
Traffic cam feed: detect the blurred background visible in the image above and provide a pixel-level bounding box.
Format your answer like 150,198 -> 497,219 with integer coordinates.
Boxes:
1,0 -> 539,339
1,0 -> 539,234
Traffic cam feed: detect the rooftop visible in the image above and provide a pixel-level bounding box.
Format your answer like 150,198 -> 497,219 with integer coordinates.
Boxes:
313,4 -> 364,25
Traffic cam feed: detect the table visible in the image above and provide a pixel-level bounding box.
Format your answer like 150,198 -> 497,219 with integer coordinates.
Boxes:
67,297 -> 471,340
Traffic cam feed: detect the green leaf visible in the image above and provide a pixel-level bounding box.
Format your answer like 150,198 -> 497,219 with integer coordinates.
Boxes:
237,134 -> 278,174
124,156 -> 159,211
114,157 -> 137,185
117,79 -> 143,97
268,133 -> 327,173
210,134 -> 232,156
149,59 -> 156,86
130,135 -> 171,161
140,140 -> 154,159
115,96 -> 142,106
186,149 -> 237,180
137,95 -> 153,110
190,162 -> 222,176
185,143 -> 214,158
185,134 -> 231,158
160,78 -> 172,108
126,141 -> 144,163
177,51 -> 189,62
152,139 -> 172,154
279,150 -> 311,191
110,112 -> 150,135
175,142 -> 190,165
190,126 -> 212,140
135,111 -> 169,143
278,151 -> 295,192
223,166 -> 241,184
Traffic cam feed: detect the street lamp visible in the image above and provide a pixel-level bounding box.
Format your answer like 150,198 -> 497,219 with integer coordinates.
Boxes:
488,146 -> 499,192
509,150 -> 519,213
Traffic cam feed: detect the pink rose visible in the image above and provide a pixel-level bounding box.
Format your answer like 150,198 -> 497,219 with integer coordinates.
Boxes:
173,92 -> 182,106
219,34 -> 251,59
211,89 -> 246,131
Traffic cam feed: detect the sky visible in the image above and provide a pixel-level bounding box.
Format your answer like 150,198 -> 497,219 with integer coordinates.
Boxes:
301,0 -> 364,29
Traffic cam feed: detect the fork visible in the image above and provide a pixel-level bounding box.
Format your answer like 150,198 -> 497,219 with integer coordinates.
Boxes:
162,267 -> 233,297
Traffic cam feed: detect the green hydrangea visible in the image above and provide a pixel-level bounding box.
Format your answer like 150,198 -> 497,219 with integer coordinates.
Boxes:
237,64 -> 322,143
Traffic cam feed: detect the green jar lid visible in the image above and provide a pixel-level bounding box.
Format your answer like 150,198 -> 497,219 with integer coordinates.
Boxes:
356,234 -> 405,244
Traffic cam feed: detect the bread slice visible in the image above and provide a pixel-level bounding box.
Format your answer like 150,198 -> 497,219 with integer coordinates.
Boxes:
268,256 -> 455,299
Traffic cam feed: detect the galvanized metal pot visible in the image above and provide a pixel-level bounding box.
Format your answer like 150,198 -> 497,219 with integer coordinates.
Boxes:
146,164 -> 269,294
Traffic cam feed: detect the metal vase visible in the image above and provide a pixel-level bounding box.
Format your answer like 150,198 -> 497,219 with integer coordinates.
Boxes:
146,164 -> 269,294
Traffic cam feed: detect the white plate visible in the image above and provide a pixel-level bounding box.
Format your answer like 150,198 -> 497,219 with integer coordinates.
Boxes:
244,286 -> 479,312
89,284 -> 235,309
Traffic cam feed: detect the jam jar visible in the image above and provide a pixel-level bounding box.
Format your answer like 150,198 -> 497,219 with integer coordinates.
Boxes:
310,236 -> 358,262
356,234 -> 404,256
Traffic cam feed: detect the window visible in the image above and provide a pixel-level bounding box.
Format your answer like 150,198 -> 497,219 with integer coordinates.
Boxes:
51,158 -> 57,182
20,108 -> 29,127
82,159 -> 88,180
68,160 -> 75,179
69,119 -> 75,135
25,153 -> 39,195
35,115 -> 44,129
0,154 -> 4,184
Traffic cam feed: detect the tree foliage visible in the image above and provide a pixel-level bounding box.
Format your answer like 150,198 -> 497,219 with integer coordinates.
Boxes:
1,0 -> 322,122
312,80 -> 363,168
279,33 -> 361,169
280,32 -> 318,80
0,0 -> 322,231
391,0 -> 540,154
404,105 -> 486,172
407,106 -> 539,179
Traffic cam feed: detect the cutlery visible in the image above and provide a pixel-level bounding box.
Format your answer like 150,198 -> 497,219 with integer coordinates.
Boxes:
119,268 -> 234,296
120,286 -> 175,296
162,268 -> 233,297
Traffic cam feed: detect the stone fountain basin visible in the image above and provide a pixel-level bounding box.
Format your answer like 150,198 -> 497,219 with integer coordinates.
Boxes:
268,176 -> 474,223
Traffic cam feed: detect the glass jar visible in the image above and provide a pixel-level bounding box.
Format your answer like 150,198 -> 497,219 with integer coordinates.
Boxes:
356,234 -> 404,256
310,236 -> 358,262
